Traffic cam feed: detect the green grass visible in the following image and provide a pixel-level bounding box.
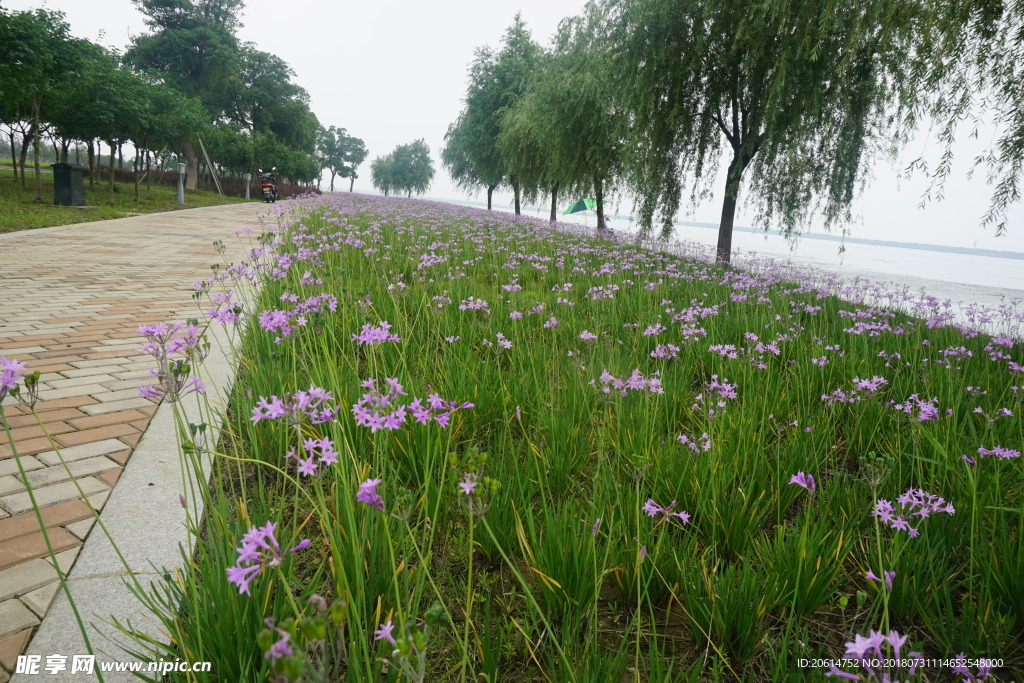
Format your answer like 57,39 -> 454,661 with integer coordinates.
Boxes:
0,165 -> 248,233
8,192 -> 1021,681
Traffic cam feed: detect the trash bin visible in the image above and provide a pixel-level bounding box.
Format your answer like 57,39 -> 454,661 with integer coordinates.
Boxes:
51,163 -> 87,206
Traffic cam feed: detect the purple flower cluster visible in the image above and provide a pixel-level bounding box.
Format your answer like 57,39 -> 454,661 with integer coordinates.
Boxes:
873,488 -> 955,537
590,369 -> 664,396
825,629 -> 921,681
0,356 -> 27,401
964,444 -> 1021,465
677,431 -> 711,453
356,477 -> 384,510
864,568 -> 895,592
789,471 -> 816,493
351,378 -> 473,433
889,394 -> 941,422
459,296 -> 491,314
250,386 -> 338,426
226,521 -> 310,595
352,320 -> 401,345
137,322 -> 207,403
651,343 -> 681,360
286,437 -> 339,477
642,498 -> 691,526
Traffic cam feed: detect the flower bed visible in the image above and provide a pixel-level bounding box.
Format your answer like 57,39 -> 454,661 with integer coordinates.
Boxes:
15,192 -> 1017,680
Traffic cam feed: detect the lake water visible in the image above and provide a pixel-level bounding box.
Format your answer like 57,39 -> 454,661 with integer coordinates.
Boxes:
433,196 -> 1024,336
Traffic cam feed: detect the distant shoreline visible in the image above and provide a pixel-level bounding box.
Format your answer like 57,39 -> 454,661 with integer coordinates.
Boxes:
423,194 -> 1024,261
673,220 -> 1024,261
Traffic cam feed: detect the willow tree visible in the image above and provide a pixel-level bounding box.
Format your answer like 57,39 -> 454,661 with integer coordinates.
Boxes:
605,0 -> 914,262
902,1 -> 1024,235
444,14 -> 544,214
501,13 -> 623,228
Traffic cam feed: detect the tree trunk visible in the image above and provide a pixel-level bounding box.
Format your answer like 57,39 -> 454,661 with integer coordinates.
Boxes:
133,148 -> 141,202
8,130 -> 17,183
182,142 -> 199,190
108,141 -> 116,203
349,174 -> 355,192
18,125 -> 32,190
549,182 -> 560,222
329,170 -> 336,192
117,143 -> 123,171
511,176 -> 521,215
716,154 -> 744,264
87,141 -> 95,189
32,96 -> 43,202
487,183 -> 496,210
595,176 -> 606,231
146,150 -> 152,196
59,139 -> 69,163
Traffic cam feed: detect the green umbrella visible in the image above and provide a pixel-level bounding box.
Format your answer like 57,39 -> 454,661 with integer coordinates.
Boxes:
562,197 -> 597,215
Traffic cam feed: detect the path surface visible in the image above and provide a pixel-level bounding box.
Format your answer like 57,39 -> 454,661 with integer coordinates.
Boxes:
0,204 -> 270,682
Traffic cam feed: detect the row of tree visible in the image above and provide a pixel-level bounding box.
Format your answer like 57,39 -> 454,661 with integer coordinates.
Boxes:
443,1 -> 1024,262
369,139 -> 435,197
0,1 -> 368,202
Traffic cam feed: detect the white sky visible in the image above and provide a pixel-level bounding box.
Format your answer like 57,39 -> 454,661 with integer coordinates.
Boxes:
6,0 -> 1023,251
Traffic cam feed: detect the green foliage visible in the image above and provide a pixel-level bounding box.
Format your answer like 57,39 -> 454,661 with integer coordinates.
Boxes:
601,0 -> 915,260
370,139 -> 434,197
443,14 -> 545,211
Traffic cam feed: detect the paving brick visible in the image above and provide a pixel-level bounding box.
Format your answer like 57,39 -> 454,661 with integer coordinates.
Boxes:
87,387 -> 149,403
21,582 -> 59,619
0,456 -> 42,478
3,397 -> 98,415
95,469 -> 121,488
119,432 -> 143,448
0,436 -> 52,459
35,383 -> 109,401
22,456 -> 119,489
44,374 -> 120,391
0,476 -> 22,497
79,397 -> 153,416
60,365 -> 125,379
36,439 -> 129,466
69,358 -> 132,369
107,449 -> 132,466
48,546 -> 80,574
0,477 -> 107,514
0,600 -> 39,640
1,422 -> 74,443
52,423 -> 137,449
66,409 -> 146,430
64,516 -> 94,541
2,408 -> 83,430
0,526 -> 80,569
0,627 -> 32,672
0,499 -> 92,540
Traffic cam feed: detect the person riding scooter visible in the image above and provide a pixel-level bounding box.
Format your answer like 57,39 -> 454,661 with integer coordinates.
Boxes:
259,168 -> 278,203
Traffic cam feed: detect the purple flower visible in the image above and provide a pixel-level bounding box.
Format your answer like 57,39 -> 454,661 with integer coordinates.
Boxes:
264,634 -> 294,663
873,488 -> 954,537
643,498 -> 691,527
225,521 -> 309,595
789,472 -> 816,494
591,518 -> 601,537
374,620 -> 396,645
251,386 -> 338,426
0,356 -> 27,400
865,568 -> 895,592
977,444 -> 1020,460
458,473 -> 478,496
352,320 -> 401,345
356,478 -> 384,511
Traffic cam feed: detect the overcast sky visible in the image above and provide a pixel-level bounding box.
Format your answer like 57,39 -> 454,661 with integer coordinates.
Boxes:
6,0 -> 1023,251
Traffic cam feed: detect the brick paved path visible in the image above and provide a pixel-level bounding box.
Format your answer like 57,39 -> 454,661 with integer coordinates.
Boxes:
0,204 -> 269,681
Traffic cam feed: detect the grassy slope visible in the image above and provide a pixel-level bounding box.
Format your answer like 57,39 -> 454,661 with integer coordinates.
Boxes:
0,164 -> 248,233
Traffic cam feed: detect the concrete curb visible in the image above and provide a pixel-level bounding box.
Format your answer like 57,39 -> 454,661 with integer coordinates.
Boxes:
12,298 -> 246,682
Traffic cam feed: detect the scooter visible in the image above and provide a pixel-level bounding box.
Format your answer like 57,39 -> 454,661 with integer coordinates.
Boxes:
259,168 -> 278,203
